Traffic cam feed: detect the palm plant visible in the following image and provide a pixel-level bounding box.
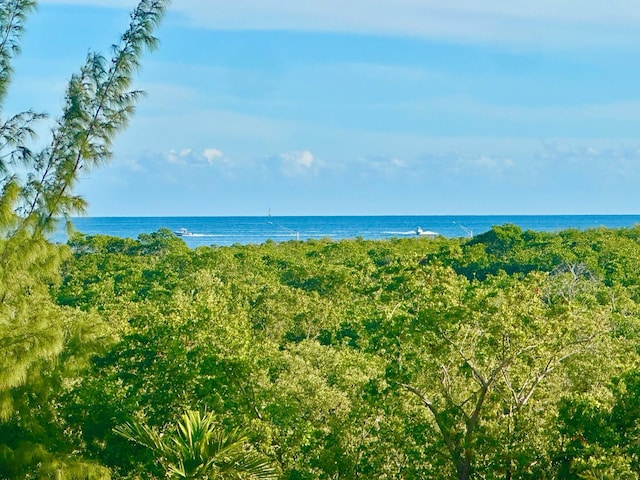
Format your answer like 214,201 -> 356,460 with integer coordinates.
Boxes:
114,410 -> 279,479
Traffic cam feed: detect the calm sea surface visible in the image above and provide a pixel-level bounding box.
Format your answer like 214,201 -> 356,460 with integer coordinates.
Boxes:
53,215 -> 640,248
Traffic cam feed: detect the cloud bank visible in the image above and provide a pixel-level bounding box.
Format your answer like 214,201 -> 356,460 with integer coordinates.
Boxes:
40,0 -> 640,49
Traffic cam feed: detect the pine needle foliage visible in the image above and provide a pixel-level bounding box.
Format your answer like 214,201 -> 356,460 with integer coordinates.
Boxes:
0,0 -> 169,478
20,0 -> 168,232
0,0 -> 36,104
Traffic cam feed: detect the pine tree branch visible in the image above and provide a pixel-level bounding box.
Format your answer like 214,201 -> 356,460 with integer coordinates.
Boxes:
0,0 -> 36,104
16,0 -> 168,233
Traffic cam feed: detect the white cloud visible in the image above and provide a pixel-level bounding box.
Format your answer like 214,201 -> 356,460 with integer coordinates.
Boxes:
535,142 -> 640,180
39,0 -> 136,7
164,149 -> 185,165
407,152 -> 518,182
125,148 -> 230,172
121,157 -> 146,173
458,154 -> 514,172
39,0 -> 640,25
186,1 -> 640,50
279,150 -> 318,176
357,154 -> 409,178
203,148 -> 224,163
39,0 -> 640,49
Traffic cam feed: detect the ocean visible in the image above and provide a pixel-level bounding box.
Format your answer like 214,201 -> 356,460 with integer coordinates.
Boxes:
55,215 -> 640,248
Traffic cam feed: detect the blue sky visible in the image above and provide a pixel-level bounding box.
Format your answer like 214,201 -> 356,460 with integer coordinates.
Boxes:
8,0 -> 640,216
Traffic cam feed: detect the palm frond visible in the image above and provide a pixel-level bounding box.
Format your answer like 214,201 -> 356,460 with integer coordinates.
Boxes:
115,410 -> 279,479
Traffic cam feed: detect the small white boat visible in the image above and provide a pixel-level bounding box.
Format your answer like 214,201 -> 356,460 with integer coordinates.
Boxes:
416,227 -> 438,238
174,228 -> 194,237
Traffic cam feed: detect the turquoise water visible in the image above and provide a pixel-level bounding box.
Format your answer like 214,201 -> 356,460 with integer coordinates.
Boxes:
55,215 -> 640,248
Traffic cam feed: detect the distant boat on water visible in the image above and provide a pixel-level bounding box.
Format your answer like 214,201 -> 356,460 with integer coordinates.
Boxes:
174,227 -> 194,237
416,226 -> 438,238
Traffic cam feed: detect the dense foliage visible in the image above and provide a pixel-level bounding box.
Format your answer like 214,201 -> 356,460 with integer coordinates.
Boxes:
2,1 -> 640,479
0,1 -> 168,477
22,224 -> 640,479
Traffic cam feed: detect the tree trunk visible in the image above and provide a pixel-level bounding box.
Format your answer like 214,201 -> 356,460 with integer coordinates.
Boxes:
457,458 -> 471,480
